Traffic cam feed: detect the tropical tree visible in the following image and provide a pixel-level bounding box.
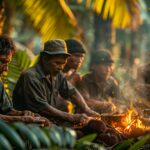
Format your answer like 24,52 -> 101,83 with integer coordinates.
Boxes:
0,0 -> 78,41
0,0 -> 142,41
73,0 -> 142,52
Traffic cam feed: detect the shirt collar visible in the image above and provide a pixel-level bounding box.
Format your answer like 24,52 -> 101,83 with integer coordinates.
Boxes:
35,62 -> 49,79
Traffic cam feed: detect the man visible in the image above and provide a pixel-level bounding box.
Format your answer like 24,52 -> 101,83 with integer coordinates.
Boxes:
76,50 -> 121,113
63,39 -> 86,85
0,34 -> 51,126
55,39 -> 86,112
13,39 -> 99,125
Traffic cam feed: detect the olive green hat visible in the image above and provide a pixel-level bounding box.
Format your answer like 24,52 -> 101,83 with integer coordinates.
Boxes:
91,50 -> 114,64
41,39 -> 71,56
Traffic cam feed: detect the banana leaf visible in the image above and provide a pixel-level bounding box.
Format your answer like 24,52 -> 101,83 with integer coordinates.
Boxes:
2,50 -> 36,96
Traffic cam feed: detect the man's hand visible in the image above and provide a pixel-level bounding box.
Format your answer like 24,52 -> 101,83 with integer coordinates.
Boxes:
21,116 -> 55,127
21,116 -> 45,124
22,110 -> 40,117
39,116 -> 56,127
7,109 -> 40,117
69,114 -> 90,124
85,108 -> 101,118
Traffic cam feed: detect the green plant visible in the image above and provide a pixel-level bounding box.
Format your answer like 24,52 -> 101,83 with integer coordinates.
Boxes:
114,135 -> 150,150
75,133 -> 106,150
128,134 -> 150,150
1,50 -> 38,96
114,138 -> 134,150
0,120 -> 77,149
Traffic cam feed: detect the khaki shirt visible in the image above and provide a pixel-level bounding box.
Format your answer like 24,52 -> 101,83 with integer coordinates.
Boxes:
76,73 -> 120,101
13,62 -> 75,113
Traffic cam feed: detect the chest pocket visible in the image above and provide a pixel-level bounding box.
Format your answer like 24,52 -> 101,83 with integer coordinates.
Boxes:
45,78 -> 59,106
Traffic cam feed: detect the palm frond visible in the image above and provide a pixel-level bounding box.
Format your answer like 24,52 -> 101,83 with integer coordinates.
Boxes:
2,50 -> 32,96
80,0 -> 142,28
16,0 -> 77,41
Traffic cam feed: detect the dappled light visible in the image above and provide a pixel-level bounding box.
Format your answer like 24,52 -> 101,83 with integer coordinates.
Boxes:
0,0 -> 150,149
79,0 -> 142,29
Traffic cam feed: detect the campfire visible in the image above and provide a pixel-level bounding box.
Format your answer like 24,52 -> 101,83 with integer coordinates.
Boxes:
110,108 -> 150,137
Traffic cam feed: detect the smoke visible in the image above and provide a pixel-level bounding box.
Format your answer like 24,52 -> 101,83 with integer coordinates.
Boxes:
112,58 -> 150,114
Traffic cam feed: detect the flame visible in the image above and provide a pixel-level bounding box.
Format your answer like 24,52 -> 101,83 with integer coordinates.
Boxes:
67,101 -> 73,114
111,108 -> 150,134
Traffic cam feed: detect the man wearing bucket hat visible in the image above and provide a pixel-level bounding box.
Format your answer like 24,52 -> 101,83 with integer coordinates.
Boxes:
76,50 -> 121,114
13,39 -> 100,125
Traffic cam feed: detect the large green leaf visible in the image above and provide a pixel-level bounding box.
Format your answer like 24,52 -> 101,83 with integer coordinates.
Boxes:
75,133 -> 97,148
128,134 -> 150,150
114,138 -> 134,150
2,50 -> 33,96
0,120 -> 78,149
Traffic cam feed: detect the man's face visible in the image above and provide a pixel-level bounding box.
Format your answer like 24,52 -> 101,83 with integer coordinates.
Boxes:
43,55 -> 68,76
94,63 -> 113,81
0,51 -> 13,74
67,53 -> 85,70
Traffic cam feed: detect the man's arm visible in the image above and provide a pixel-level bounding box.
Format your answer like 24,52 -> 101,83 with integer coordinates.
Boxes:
0,114 -> 46,124
58,74 -> 100,117
6,108 -> 37,117
70,90 -> 100,117
13,72 -> 89,124
39,104 -> 89,123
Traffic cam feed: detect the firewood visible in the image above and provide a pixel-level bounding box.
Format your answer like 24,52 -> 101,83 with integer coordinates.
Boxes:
81,119 -> 107,134
101,114 -> 124,124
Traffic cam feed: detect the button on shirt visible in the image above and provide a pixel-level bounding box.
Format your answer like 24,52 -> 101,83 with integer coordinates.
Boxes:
12,62 -> 75,113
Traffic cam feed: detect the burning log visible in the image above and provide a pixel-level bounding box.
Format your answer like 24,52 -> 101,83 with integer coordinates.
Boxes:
101,114 -> 125,124
101,109 -> 150,138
